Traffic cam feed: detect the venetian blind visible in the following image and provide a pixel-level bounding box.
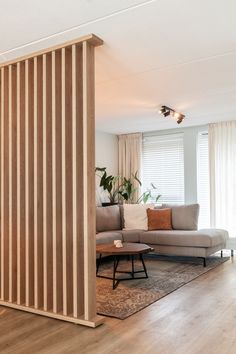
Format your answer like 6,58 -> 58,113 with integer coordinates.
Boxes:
142,133 -> 184,204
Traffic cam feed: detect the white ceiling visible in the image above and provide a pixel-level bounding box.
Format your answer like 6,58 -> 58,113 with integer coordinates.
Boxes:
1,0 -> 236,134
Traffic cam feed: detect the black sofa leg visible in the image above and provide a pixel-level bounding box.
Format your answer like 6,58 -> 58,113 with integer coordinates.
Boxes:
221,250 -> 223,258
203,258 -> 206,267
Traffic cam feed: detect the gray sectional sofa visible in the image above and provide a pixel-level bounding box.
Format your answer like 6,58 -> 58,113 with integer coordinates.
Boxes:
96,204 -> 228,266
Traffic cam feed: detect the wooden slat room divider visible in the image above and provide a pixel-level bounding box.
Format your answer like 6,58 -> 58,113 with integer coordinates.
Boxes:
0,34 -> 104,327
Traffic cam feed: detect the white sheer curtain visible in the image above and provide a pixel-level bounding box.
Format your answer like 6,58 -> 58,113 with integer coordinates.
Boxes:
209,121 -> 236,237
118,133 -> 142,201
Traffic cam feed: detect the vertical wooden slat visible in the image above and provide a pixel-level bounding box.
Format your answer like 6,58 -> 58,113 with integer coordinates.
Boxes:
54,50 -> 63,313
25,60 -> 30,306
6,64 -> 17,303
65,47 -> 73,316
8,65 -> 13,302
72,44 -> 78,318
43,53 -> 53,311
76,45 -> 84,317
43,54 -> 47,310
11,65 -> 18,303
0,68 -> 5,300
32,55 -> 44,309
61,47 -> 73,316
33,57 -> 38,308
82,41 -> 96,321
25,59 -> 34,306
35,56 -> 44,308
16,62 -> 21,304
34,56 -> 44,309
3,67 -> 9,301
25,60 -> 29,306
72,44 -> 84,318
29,59 -> 35,306
61,47 -> 67,316
0,70 -> 1,300
52,51 -> 56,312
19,62 -> 26,304
46,53 -> 53,311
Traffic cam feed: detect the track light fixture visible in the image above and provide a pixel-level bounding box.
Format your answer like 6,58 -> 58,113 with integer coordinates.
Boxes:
159,105 -> 185,124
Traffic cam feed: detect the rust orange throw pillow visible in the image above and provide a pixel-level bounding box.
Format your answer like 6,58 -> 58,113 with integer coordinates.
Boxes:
147,208 -> 172,230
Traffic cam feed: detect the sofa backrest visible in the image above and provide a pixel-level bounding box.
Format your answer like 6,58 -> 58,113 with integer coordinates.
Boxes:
96,205 -> 122,233
96,203 -> 200,233
162,203 -> 199,230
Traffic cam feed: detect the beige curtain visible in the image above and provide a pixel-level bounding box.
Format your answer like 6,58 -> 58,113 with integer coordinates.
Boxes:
118,133 -> 142,202
209,121 -> 236,237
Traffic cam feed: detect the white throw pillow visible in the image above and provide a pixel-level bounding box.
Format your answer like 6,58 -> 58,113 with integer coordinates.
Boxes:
123,203 -> 154,230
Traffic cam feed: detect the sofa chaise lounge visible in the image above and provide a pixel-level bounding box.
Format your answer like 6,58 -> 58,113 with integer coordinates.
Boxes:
96,204 -> 228,267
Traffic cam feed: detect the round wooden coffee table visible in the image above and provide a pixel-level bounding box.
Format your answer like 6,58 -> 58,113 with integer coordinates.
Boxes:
96,242 -> 154,289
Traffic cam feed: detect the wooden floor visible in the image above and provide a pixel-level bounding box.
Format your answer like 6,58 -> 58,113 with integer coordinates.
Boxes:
0,255 -> 236,354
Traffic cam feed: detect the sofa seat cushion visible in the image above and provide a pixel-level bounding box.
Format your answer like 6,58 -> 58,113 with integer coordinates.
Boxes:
96,231 -> 123,245
140,229 -> 228,248
96,205 -> 121,233
121,229 -> 144,243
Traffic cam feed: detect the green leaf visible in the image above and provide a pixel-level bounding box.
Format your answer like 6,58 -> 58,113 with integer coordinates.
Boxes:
143,192 -> 151,204
95,167 -> 106,172
132,171 -> 142,186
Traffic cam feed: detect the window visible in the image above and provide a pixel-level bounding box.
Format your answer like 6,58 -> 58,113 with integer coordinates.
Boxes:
142,133 -> 184,204
197,132 -> 210,228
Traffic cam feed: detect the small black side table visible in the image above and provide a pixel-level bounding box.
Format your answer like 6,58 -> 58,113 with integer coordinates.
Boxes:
96,242 -> 154,289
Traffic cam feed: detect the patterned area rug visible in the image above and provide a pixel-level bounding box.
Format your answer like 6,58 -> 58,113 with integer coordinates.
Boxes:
96,254 -> 229,319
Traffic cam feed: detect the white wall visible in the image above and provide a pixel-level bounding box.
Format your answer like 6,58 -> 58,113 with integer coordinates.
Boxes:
144,125 -> 208,204
95,131 -> 118,205
95,131 -> 118,175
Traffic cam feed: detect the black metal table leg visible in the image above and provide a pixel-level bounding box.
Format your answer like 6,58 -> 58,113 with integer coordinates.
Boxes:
96,253 -> 102,275
131,255 -> 134,278
112,256 -> 116,289
113,256 -> 120,289
140,254 -> 148,278
114,256 -> 120,272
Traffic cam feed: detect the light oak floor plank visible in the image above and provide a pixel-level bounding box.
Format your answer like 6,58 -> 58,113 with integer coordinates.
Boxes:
0,256 -> 236,354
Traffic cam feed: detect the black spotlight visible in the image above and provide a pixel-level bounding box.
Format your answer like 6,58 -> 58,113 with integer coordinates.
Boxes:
159,106 -> 166,114
164,110 -> 170,117
177,114 -> 185,124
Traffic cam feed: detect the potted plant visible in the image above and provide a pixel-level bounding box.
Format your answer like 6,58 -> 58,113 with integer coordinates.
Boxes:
119,171 -> 161,204
118,171 -> 141,204
95,167 -> 120,206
